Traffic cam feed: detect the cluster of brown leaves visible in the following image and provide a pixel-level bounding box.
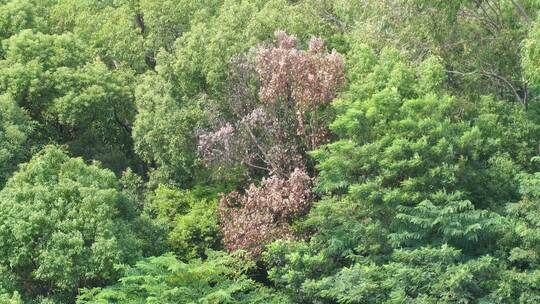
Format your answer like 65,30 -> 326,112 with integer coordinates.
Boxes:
219,169 -> 313,256
198,50 -> 305,178
198,104 -> 304,177
198,32 -> 345,177
257,31 -> 345,150
257,31 -> 345,108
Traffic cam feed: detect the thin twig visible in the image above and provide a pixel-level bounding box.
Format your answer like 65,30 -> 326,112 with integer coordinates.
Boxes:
446,69 -> 525,105
510,0 -> 531,23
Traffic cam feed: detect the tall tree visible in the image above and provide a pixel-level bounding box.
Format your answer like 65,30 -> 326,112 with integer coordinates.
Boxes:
200,32 -> 344,256
0,146 -> 141,302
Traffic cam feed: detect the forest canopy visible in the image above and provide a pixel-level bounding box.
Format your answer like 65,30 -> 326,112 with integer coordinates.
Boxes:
2,0 -> 540,303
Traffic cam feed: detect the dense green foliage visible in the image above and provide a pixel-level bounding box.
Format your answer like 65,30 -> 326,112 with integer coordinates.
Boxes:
0,93 -> 34,186
76,251 -> 288,304
263,48 -> 540,303
3,0 -> 540,303
0,146 -> 140,302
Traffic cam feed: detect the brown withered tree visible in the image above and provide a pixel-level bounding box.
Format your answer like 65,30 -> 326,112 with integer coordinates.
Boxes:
199,31 -> 344,255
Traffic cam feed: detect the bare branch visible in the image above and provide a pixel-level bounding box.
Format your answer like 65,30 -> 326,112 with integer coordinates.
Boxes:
446,69 -> 525,105
510,0 -> 531,23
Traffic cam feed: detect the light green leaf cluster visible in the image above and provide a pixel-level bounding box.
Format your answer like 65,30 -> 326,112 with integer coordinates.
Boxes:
145,185 -> 220,260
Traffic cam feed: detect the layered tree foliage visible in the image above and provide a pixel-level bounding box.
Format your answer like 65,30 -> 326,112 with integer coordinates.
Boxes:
352,0 -> 540,105
0,23 -> 138,175
77,251 -> 289,304
3,0 -> 540,303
